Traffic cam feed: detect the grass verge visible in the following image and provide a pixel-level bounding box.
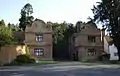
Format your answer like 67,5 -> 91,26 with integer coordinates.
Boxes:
34,61 -> 58,65
3,61 -> 58,66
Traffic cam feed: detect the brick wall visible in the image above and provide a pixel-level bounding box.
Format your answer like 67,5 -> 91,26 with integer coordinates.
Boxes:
0,45 -> 26,64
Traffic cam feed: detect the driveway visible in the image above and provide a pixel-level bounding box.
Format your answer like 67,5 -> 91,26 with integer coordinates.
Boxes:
0,62 -> 120,76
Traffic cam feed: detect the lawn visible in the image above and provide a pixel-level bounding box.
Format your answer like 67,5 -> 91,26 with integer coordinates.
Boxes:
35,61 -> 58,65
3,61 -> 58,66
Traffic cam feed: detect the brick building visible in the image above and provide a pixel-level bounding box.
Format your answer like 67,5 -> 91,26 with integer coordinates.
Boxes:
69,21 -> 105,61
0,19 -> 53,64
25,19 -> 52,60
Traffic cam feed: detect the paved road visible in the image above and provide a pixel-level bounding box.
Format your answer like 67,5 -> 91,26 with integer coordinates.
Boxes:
0,62 -> 120,76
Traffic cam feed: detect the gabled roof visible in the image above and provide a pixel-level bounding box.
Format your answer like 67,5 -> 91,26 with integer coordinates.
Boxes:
25,19 -> 52,33
86,21 -> 97,28
34,18 -> 46,24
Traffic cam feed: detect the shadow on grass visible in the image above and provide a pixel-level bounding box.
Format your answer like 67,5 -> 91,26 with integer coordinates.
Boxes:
3,61 -> 59,66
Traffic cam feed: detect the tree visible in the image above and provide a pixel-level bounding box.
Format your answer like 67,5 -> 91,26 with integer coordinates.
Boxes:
49,22 -> 68,44
8,23 -> 20,31
47,21 -> 75,60
19,3 -> 34,31
92,0 -> 120,60
0,19 -> 5,26
8,23 -> 11,28
0,26 -> 13,47
75,21 -> 85,32
0,19 -> 14,47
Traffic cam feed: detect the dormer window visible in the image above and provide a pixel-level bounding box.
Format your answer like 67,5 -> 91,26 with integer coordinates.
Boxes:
36,34 -> 43,41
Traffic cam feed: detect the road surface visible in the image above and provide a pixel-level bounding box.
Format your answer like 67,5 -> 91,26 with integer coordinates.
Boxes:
0,62 -> 120,76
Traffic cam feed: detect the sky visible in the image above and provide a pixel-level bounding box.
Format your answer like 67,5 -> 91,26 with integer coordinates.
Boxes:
0,0 -> 101,25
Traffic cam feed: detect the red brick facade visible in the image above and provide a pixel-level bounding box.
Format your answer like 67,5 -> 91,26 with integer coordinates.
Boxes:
69,22 -> 105,61
25,19 -> 53,60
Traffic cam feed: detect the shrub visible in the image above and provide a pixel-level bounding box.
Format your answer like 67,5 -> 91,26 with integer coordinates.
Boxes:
12,54 -> 35,65
28,58 -> 36,63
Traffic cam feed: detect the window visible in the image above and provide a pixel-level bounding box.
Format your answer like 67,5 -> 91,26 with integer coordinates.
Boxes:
36,34 -> 43,41
34,48 -> 44,56
114,52 -> 118,56
87,49 -> 96,56
88,36 -> 96,42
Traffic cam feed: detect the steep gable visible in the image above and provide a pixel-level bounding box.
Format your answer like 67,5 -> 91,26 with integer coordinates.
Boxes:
25,19 -> 52,33
78,23 -> 100,35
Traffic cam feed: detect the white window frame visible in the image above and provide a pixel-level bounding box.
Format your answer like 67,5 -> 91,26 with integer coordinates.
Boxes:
34,48 -> 44,56
36,34 -> 43,42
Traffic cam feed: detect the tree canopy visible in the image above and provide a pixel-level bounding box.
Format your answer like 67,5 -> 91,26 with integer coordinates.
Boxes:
48,21 -> 75,60
0,19 -> 5,26
92,0 -> 120,60
19,3 -> 34,31
8,23 -> 20,31
0,23 -> 13,46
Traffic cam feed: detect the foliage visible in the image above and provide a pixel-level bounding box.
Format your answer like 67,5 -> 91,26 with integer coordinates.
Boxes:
92,0 -> 120,60
48,21 -> 75,60
0,26 -> 13,46
75,21 -> 85,32
47,22 -> 68,44
19,3 -> 34,31
12,54 -> 35,65
8,23 -> 20,31
0,19 -> 5,26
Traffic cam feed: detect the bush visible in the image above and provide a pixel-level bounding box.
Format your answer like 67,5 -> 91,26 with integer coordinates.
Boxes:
29,58 -> 36,63
98,54 -> 110,61
12,54 -> 35,65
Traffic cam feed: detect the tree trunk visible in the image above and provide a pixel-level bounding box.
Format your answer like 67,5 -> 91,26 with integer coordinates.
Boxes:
116,46 -> 120,61
115,41 -> 120,61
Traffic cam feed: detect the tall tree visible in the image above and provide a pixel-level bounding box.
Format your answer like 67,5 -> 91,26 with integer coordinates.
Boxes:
8,23 -> 20,31
49,22 -> 67,44
92,0 -> 120,60
0,25 -> 13,47
47,21 -> 75,60
19,3 -> 34,31
0,19 -> 5,26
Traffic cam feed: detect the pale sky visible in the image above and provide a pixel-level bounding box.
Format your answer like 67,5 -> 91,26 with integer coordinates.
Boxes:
0,0 -> 101,25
